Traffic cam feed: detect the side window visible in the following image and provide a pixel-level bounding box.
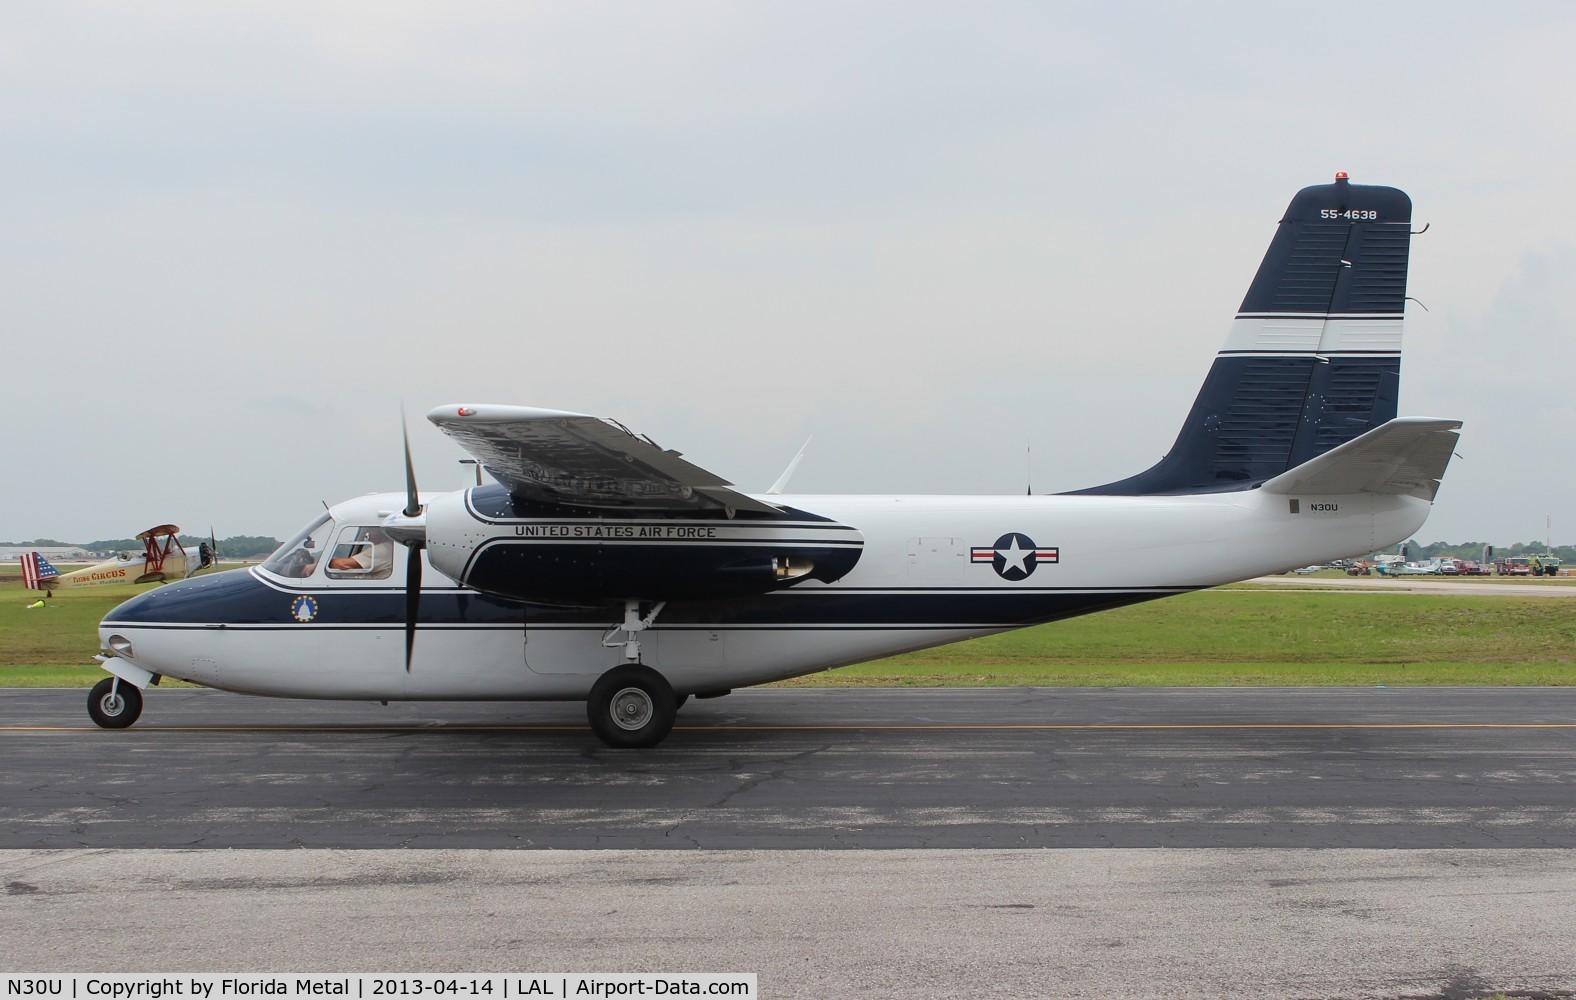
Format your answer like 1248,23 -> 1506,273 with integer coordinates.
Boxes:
324,526 -> 394,581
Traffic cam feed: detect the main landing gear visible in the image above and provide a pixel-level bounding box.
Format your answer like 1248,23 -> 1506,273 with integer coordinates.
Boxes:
587,663 -> 678,748
588,600 -> 678,748
87,677 -> 143,729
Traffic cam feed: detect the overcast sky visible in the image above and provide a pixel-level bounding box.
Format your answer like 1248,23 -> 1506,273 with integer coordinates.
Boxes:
4,2 -> 1573,546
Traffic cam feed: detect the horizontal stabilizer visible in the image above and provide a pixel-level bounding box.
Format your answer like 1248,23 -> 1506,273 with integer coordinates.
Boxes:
1259,417 -> 1462,500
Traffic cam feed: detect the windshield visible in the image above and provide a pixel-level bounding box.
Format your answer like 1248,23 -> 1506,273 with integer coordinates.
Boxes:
261,514 -> 334,579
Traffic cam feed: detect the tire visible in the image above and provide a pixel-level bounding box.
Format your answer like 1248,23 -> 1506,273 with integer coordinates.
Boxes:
87,677 -> 143,729
587,664 -> 677,748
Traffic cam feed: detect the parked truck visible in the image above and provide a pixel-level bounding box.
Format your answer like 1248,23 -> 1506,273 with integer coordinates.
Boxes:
1495,555 -> 1564,577
1531,554 -> 1563,577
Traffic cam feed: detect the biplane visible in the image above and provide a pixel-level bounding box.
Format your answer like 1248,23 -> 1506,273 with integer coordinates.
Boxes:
93,176 -> 1463,747
21,525 -> 216,597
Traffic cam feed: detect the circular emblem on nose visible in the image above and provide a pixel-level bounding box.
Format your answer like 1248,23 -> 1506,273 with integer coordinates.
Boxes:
290,595 -> 319,622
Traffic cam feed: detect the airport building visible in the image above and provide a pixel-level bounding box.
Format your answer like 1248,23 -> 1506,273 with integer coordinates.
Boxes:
0,546 -> 94,562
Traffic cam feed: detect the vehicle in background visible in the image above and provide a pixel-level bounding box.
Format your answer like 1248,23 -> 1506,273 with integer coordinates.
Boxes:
1456,560 -> 1489,575
1376,560 -> 1416,576
1531,554 -> 1563,576
1495,555 -> 1562,576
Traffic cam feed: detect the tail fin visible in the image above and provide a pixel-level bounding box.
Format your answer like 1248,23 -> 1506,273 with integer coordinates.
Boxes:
20,552 -> 60,590
1073,174 -> 1413,496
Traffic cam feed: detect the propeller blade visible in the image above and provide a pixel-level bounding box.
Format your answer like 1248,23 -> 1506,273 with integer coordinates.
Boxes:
404,545 -> 421,672
402,409 -> 421,518
397,406 -> 427,671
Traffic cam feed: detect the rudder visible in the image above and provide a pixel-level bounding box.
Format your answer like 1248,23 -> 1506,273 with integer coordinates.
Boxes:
1074,174 -> 1412,496
21,552 -> 60,590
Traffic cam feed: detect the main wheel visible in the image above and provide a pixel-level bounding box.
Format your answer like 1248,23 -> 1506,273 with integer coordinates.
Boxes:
587,664 -> 677,748
87,677 -> 143,729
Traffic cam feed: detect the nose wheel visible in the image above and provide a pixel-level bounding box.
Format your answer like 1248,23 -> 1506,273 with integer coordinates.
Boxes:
87,677 -> 143,729
587,664 -> 676,748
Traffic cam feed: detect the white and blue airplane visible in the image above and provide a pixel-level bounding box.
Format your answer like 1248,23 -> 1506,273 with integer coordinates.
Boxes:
92,174 -> 1461,747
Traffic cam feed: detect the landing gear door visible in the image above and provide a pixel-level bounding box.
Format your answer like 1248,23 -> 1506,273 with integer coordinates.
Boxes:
907,537 -> 965,584
522,606 -> 603,676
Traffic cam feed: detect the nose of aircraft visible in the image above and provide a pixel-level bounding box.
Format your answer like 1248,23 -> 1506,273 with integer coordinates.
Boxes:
99,580 -> 179,638
100,567 -> 266,631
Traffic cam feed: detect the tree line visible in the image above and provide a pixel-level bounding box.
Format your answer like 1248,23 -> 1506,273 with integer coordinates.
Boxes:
2,535 -> 284,559
1382,540 -> 1576,563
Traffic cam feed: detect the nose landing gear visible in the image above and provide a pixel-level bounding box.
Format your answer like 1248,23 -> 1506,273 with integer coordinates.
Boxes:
87,677 -> 143,729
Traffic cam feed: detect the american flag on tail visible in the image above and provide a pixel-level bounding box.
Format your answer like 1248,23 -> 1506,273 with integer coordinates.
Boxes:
20,552 -> 59,590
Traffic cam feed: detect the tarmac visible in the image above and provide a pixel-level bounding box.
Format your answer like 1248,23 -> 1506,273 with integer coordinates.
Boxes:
3,686 -> 1576,996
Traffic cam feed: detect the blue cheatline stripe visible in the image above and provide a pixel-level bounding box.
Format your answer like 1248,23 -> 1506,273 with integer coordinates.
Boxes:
103,567 -> 1199,630
1216,349 -> 1400,357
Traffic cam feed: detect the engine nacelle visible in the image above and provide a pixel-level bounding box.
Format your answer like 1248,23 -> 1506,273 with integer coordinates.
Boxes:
424,485 -> 863,604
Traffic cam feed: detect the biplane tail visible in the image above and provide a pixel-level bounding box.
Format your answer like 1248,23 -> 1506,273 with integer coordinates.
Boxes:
20,552 -> 61,591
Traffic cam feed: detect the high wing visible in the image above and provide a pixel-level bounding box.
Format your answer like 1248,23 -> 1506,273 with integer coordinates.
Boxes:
427,404 -> 780,514
1259,417 -> 1462,501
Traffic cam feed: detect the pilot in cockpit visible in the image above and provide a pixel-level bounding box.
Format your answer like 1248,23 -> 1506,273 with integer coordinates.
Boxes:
276,538 -> 319,579
327,527 -> 394,579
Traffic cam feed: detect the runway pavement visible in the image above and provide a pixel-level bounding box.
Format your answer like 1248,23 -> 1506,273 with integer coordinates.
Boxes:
3,847 -> 1574,998
3,686 -> 1575,849
5,687 -> 1576,997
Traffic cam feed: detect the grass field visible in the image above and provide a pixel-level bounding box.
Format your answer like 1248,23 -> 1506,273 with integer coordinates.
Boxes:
1,568 -> 1572,688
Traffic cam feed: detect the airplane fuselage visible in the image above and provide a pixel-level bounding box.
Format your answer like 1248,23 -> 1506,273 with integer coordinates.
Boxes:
41,549 -> 205,590
99,486 -> 1429,701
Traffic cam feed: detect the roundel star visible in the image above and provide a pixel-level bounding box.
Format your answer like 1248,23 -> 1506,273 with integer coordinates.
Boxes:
971,533 -> 1059,581
994,534 -> 1034,579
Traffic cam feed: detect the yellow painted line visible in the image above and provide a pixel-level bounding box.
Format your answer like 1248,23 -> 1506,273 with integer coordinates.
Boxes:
700,723 -> 1576,731
0,725 -> 586,733
1,723 -> 1574,733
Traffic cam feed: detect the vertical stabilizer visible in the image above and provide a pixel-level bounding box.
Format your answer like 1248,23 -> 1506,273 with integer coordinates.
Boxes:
1074,174 -> 1412,495
20,552 -> 61,590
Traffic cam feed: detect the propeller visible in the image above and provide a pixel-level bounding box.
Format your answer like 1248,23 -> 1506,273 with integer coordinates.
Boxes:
403,530 -> 421,673
403,410 -> 421,520
383,410 -> 429,673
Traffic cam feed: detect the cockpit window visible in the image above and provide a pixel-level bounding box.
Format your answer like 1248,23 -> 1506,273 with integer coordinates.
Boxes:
261,514 -> 334,580
324,525 -> 395,581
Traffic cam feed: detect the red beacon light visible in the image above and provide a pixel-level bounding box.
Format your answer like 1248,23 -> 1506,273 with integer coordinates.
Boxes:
1335,171 -> 1350,181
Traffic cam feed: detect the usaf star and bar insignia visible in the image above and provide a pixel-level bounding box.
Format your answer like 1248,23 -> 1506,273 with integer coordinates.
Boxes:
971,532 -> 1058,581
